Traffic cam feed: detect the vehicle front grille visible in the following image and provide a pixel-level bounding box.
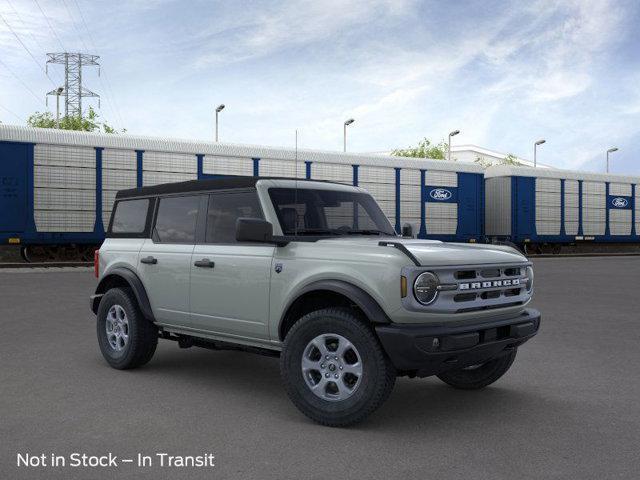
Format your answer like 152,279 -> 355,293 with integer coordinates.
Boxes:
403,262 -> 532,314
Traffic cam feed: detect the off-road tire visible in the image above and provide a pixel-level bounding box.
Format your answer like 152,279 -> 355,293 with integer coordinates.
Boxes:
437,348 -> 517,390
280,308 -> 396,427
97,287 -> 158,370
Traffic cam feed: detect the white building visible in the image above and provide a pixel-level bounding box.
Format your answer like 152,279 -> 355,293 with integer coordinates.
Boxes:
451,144 -> 552,169
370,145 -> 553,169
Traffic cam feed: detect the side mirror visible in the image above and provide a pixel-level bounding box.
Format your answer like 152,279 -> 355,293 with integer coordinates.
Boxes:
401,223 -> 413,238
236,218 -> 274,243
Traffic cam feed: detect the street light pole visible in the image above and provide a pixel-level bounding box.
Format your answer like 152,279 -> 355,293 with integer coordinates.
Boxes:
343,118 -> 355,152
606,147 -> 618,173
215,104 -> 225,142
448,130 -> 460,161
534,139 -> 546,167
55,87 -> 64,128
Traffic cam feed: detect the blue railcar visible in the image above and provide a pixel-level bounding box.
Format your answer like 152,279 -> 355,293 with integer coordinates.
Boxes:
0,125 -> 485,260
485,165 -> 640,253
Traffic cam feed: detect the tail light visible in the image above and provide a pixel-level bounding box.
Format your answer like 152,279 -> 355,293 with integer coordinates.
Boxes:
94,250 -> 99,278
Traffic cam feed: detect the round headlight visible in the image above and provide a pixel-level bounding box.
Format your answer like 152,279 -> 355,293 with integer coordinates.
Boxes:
414,272 -> 439,305
525,266 -> 534,293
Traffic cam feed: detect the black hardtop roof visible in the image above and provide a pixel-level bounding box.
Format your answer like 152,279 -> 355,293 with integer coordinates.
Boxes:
115,176 -> 340,199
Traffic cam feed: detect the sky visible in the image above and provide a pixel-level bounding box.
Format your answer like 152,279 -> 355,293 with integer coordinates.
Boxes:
1,0 -> 639,174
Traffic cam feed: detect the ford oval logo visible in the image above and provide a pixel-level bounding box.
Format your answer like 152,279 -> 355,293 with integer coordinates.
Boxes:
612,197 -> 628,208
429,188 -> 452,201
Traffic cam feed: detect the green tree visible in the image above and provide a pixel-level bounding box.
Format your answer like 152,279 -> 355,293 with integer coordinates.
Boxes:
474,152 -> 523,169
391,138 -> 450,160
27,106 -> 124,133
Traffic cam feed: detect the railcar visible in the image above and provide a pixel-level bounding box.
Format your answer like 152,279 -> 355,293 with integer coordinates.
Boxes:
485,165 -> 640,254
0,125 -> 484,261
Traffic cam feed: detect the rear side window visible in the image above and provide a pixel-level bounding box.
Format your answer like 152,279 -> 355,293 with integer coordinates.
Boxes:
154,196 -> 200,243
111,199 -> 150,233
206,191 -> 263,243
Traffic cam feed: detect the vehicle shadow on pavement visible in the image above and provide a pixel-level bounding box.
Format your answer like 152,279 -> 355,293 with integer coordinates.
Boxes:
102,342 -> 561,430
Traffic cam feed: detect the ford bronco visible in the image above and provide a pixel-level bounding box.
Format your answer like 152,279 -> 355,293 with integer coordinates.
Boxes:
90,177 -> 540,426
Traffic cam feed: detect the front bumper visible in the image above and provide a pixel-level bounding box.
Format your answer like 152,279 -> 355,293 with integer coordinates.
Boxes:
375,308 -> 541,377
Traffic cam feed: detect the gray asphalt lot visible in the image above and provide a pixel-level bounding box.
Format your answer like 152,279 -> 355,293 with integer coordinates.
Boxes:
1,257 -> 639,479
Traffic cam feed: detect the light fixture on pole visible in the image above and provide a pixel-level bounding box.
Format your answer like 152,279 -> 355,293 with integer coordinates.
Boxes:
534,139 -> 546,167
215,104 -> 225,142
606,147 -> 618,173
45,86 -> 65,129
448,130 -> 460,161
343,118 -> 355,152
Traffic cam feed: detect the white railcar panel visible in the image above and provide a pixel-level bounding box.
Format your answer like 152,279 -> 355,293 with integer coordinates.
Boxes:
609,183 -> 632,196
400,202 -> 421,219
610,209 -> 631,235
143,151 -> 196,173
564,206 -> 579,235
536,178 -> 561,192
426,203 -> 457,234
564,180 -> 579,194
581,181 -> 606,235
582,181 -> 605,195
258,158 -> 302,178
203,155 -> 253,176
34,210 -> 95,232
566,222 -> 579,235
400,169 -> 421,186
358,166 -> 395,184
34,165 -> 95,190
359,182 -> 395,201
312,163 -> 353,184
103,169 -> 137,191
564,180 -> 580,235
484,177 -> 511,236
103,149 -> 136,171
536,178 -> 561,235
425,170 -> 457,187
34,144 -> 95,168
34,188 -> 95,211
143,171 -> 196,186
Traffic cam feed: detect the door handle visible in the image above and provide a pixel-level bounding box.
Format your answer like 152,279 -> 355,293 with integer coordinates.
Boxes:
140,256 -> 157,265
194,258 -> 215,268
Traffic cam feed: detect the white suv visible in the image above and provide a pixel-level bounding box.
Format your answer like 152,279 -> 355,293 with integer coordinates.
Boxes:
91,177 -> 540,426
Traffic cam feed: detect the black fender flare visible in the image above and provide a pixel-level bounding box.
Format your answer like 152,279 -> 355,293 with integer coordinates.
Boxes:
91,267 -> 155,322
280,279 -> 391,338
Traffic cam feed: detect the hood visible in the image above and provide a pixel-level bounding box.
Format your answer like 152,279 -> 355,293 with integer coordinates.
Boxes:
318,237 -> 528,266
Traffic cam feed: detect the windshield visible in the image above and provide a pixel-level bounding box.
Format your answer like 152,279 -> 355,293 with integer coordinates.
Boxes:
268,187 -> 396,237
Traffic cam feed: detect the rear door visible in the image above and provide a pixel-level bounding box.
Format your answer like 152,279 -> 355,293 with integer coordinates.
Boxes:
0,142 -> 28,233
189,190 -> 274,340
137,194 -> 201,326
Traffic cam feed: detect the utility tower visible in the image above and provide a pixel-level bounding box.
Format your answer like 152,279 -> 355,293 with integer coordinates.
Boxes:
46,53 -> 100,118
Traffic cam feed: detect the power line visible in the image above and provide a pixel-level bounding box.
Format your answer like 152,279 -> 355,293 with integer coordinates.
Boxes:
33,0 -> 66,52
0,57 -> 46,105
5,0 -> 65,86
0,12 -> 57,88
0,103 -> 23,122
60,0 -> 90,52
69,0 -> 126,128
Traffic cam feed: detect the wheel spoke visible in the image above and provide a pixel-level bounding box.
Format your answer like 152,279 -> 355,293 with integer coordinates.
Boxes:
342,362 -> 362,377
336,338 -> 354,359
301,356 -> 319,372
311,338 -> 329,357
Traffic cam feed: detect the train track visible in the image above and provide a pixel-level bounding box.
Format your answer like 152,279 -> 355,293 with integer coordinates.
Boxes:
0,261 -> 92,269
